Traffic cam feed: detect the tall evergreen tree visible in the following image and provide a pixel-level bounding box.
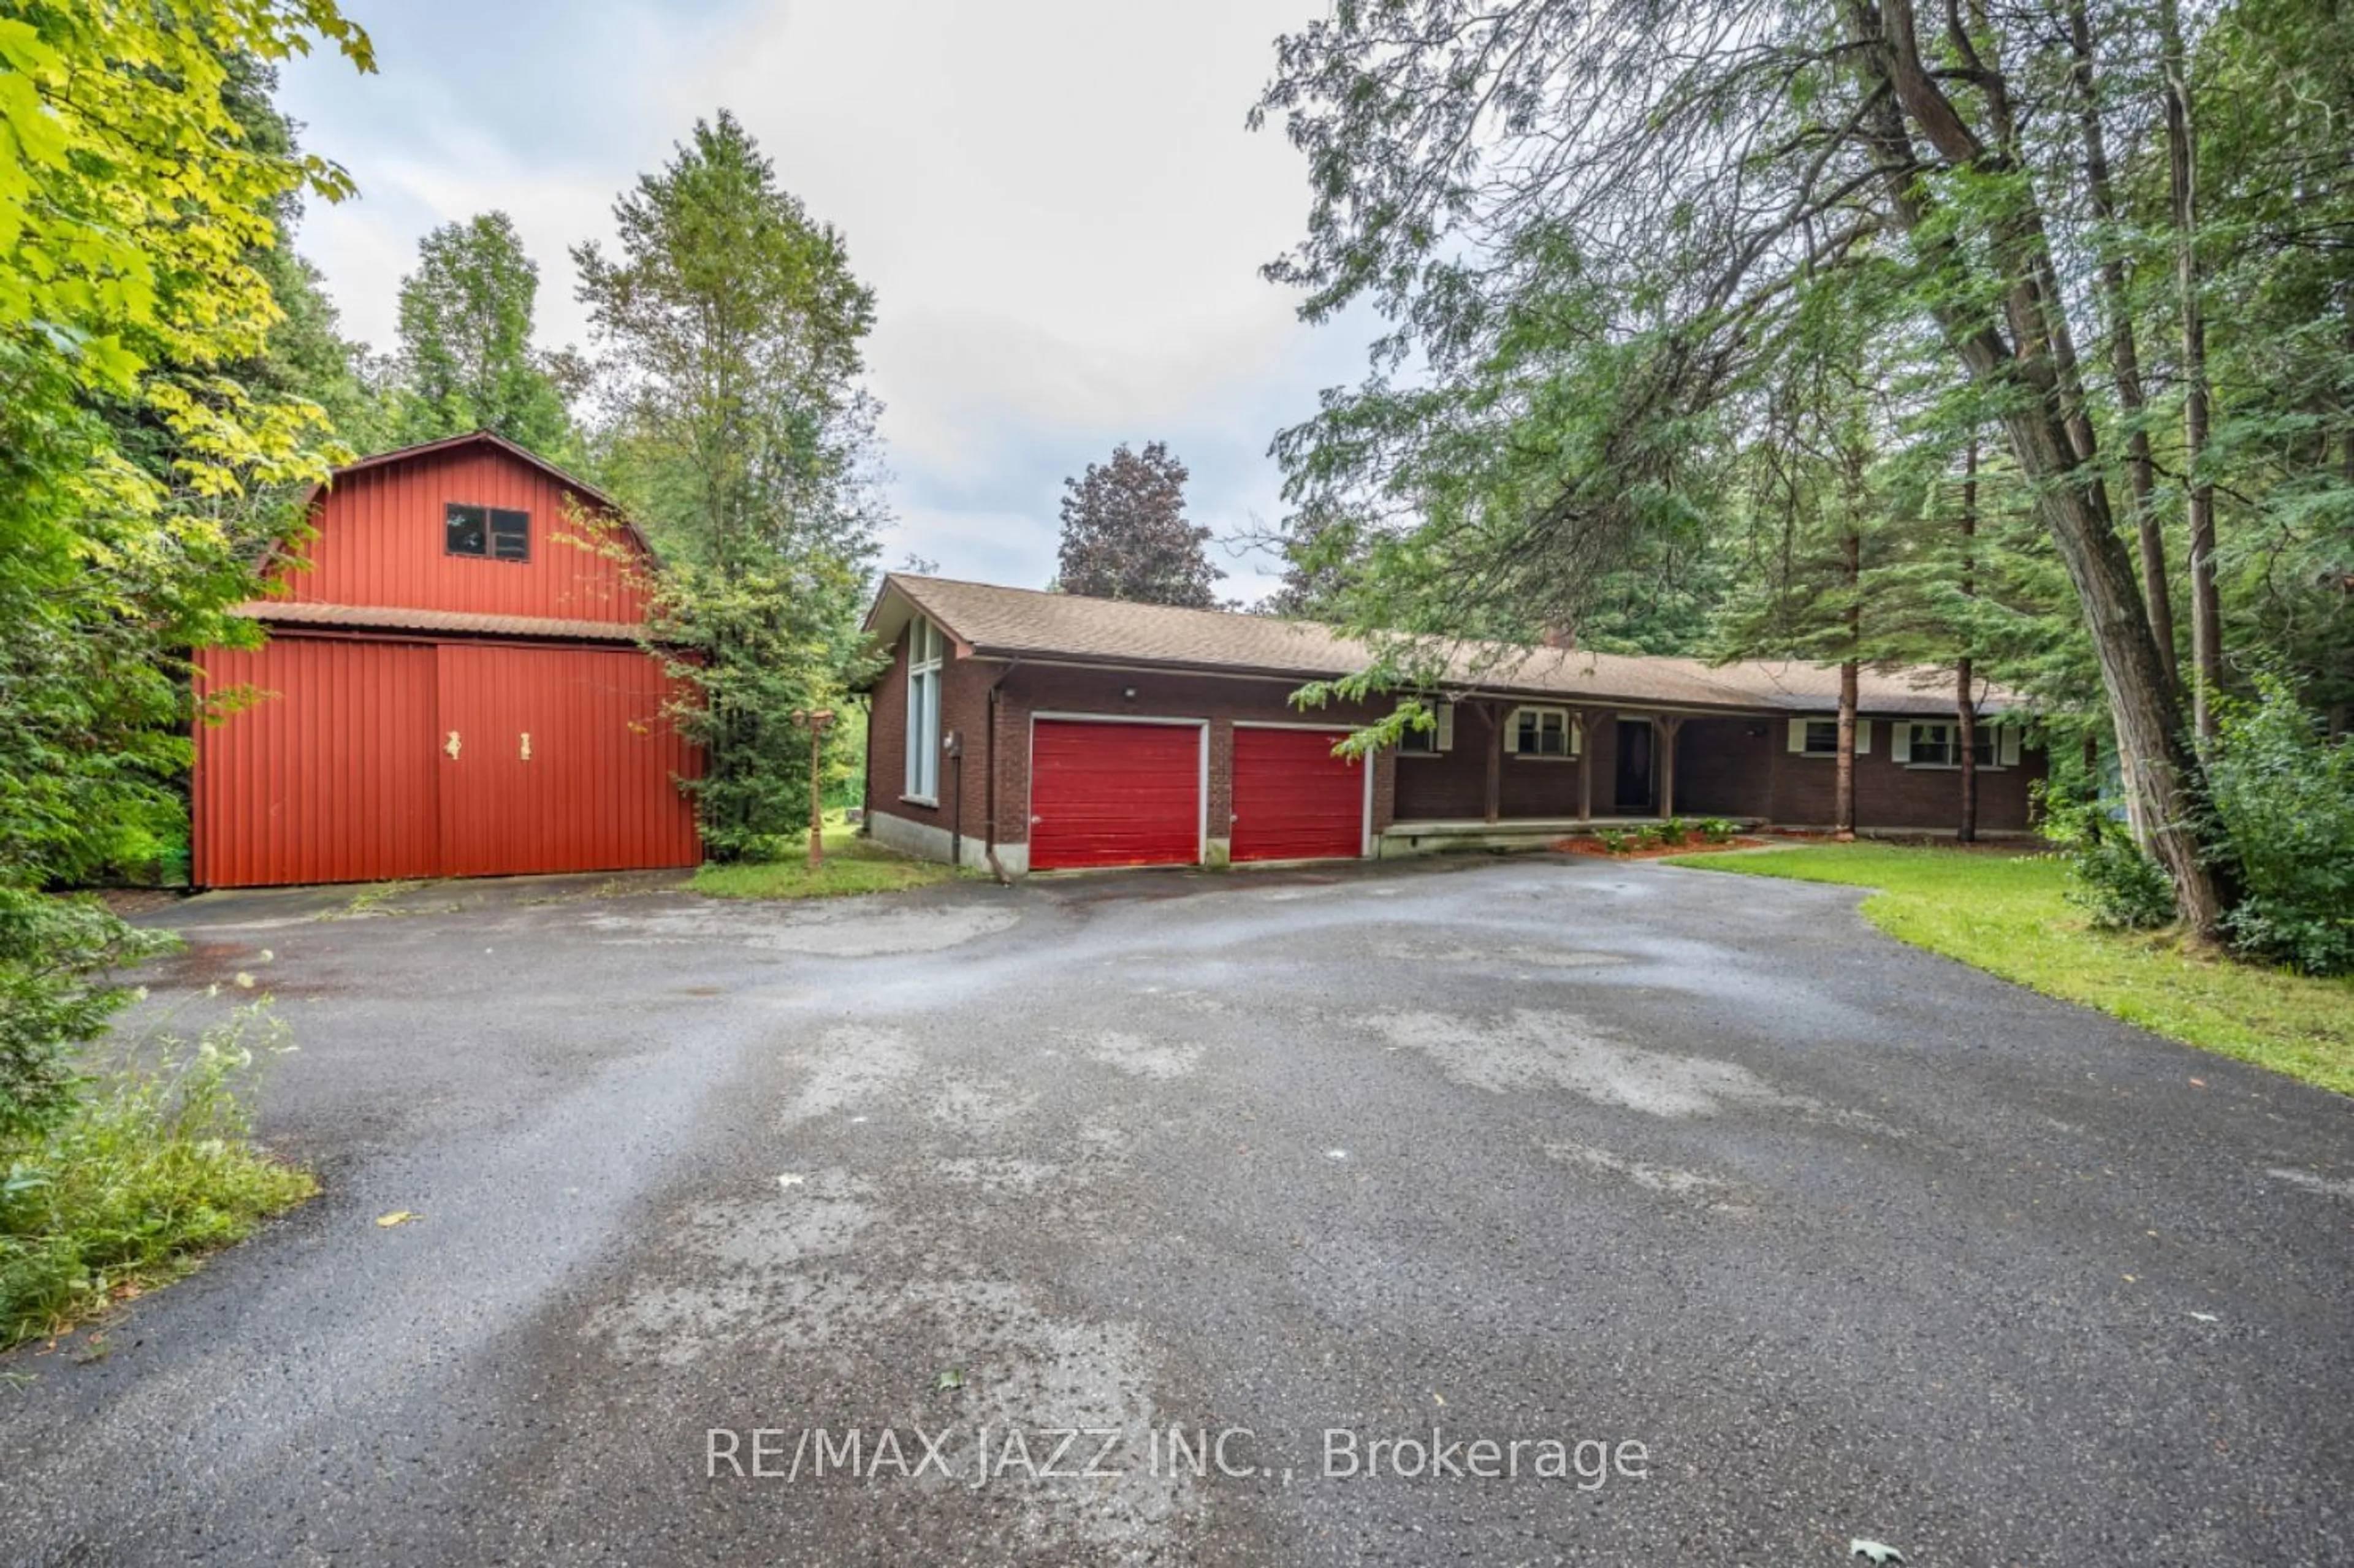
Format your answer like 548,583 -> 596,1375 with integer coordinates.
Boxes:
1252,0 -> 2246,929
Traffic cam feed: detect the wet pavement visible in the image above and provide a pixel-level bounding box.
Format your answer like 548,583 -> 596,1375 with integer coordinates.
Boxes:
4,854 -> 2350,1565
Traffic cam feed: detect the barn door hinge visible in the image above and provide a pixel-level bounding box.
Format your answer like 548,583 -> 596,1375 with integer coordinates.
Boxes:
444,730 -> 462,759
519,731 -> 532,761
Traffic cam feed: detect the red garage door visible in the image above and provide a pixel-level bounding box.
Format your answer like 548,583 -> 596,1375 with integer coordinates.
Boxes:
1029,719 -> 1202,870
1231,726 -> 1365,863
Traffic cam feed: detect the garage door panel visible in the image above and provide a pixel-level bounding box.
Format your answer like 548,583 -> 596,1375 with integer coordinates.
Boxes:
1029,720 -> 1201,870
439,644 -> 700,878
1231,726 -> 1364,863
196,636 -> 698,887
192,639 -> 440,888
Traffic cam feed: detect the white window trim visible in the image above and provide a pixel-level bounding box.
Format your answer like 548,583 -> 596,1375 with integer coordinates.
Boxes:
1505,705 -> 1580,761
1395,699 -> 1455,756
903,616 -> 944,805
1787,716 -> 1872,757
1894,719 -> 2017,771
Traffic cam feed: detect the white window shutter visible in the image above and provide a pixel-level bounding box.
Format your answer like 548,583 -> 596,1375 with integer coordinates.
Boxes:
1856,719 -> 1872,755
1787,717 -> 1808,754
1891,723 -> 1911,764
2000,727 -> 2021,766
1434,702 -> 1455,752
1569,713 -> 1582,756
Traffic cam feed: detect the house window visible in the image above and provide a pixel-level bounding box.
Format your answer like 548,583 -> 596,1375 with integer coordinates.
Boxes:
1396,701 -> 1455,755
1899,721 -> 2008,768
1507,706 -> 1575,758
1789,717 -> 1872,756
446,503 -> 529,561
904,616 -> 943,802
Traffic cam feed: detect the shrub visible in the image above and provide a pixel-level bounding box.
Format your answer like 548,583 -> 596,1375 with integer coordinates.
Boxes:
1594,829 -> 1632,854
1696,816 -> 1737,845
2038,779 -> 2176,931
2206,681 -> 2354,976
1,1002 -> 313,1349
0,891 -> 172,1141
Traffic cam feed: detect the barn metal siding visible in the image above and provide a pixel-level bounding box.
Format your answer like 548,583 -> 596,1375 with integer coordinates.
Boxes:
192,638 -> 441,888
273,446 -> 649,625
435,643 -> 701,879
195,635 -> 699,888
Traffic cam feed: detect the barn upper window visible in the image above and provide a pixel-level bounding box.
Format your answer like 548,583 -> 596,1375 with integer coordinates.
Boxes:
446,503 -> 530,562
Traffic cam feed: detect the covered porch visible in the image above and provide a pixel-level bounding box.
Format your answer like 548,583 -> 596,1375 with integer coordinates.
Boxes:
1389,700 -> 1772,837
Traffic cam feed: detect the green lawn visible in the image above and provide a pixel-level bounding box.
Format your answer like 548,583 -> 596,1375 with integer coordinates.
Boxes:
690,819 -> 972,900
1663,843 -> 2354,1096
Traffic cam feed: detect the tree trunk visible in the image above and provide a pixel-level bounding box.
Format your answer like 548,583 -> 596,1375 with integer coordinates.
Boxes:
1957,661 -> 1978,843
1850,6 -> 2230,937
1835,529 -> 1859,840
2070,0 -> 2175,688
1957,439 -> 1979,844
2162,0 -> 2222,740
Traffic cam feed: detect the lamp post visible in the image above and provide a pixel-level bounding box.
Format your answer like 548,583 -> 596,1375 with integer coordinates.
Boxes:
793,707 -> 836,872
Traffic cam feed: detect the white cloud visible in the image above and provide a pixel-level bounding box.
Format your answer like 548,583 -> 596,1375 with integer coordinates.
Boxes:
276,0 -> 1374,598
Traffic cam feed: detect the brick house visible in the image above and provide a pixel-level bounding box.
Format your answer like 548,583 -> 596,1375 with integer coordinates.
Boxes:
859,574 -> 2044,874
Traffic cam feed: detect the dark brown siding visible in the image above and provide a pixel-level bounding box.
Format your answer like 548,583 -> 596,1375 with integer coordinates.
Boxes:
863,631 -> 2047,851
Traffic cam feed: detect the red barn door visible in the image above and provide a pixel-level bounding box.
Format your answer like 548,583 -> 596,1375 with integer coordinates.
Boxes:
1027,719 -> 1202,871
196,636 -> 698,887
192,639 -> 440,888
1230,726 -> 1366,863
436,644 -> 699,878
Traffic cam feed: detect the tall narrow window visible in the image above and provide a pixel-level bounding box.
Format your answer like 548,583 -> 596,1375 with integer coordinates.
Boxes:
904,616 -> 943,802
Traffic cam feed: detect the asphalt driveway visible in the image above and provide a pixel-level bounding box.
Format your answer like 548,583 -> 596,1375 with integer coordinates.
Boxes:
5,854 -> 2351,1565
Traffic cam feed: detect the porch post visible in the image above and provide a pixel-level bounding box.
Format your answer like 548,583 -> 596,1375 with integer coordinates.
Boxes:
1577,711 -> 1594,821
1483,700 -> 1503,825
1657,715 -> 1683,818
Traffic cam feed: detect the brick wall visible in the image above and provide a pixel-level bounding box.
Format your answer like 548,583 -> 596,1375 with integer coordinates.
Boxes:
865,636 -> 1400,856
866,630 -> 2047,857
1385,703 -> 2044,831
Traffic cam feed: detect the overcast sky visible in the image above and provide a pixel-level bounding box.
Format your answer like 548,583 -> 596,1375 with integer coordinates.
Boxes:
276,0 -> 1373,603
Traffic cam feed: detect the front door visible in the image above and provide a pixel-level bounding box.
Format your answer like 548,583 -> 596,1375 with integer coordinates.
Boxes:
1615,719 -> 1655,812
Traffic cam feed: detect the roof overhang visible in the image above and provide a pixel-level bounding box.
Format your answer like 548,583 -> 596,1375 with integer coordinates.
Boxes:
235,600 -> 644,645
853,574 -> 2032,720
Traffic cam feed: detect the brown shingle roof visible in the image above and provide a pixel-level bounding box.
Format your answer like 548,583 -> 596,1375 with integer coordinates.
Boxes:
866,575 -> 2021,717
236,601 -> 643,644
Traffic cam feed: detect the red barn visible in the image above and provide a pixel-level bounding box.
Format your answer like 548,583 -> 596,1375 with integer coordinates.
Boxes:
191,432 -> 700,888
